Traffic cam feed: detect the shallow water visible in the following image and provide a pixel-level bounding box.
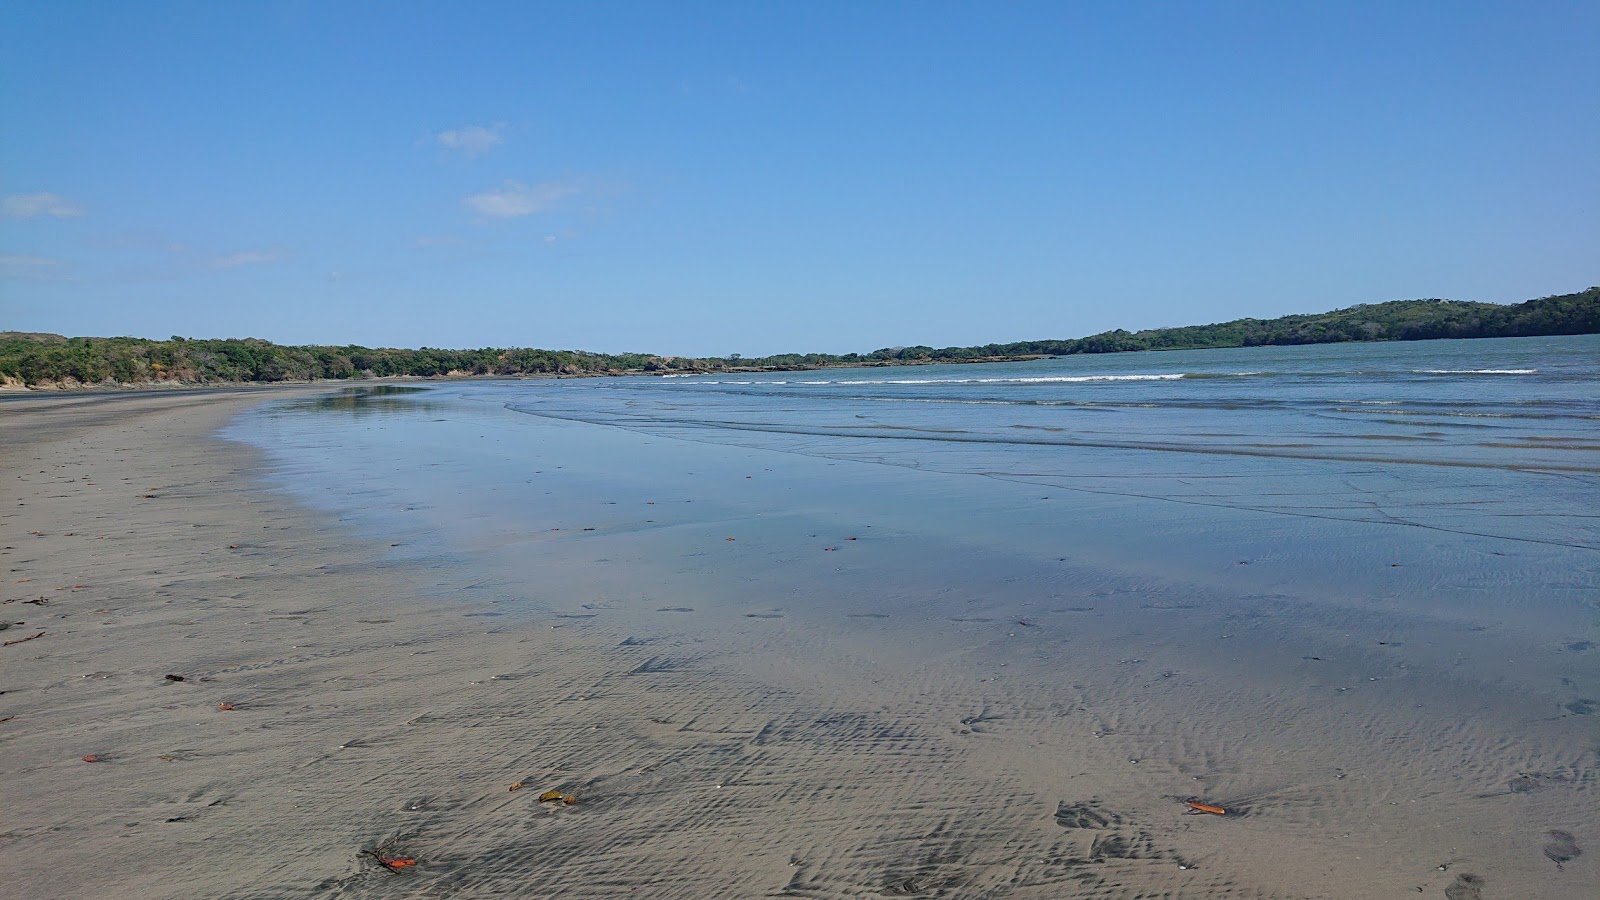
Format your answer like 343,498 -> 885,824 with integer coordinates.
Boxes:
229,334 -> 1599,686
224,334 -> 1600,895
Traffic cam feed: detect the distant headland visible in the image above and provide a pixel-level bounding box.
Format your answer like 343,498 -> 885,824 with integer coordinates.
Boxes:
3,286 -> 1595,390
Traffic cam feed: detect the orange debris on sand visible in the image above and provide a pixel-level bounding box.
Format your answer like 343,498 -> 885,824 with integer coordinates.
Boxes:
1185,801 -> 1227,815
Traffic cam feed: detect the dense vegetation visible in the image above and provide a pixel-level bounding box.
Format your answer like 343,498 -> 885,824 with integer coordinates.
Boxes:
2,287 -> 1594,387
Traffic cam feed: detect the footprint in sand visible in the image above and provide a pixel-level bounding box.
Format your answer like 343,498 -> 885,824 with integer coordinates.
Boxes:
1542,830 -> 1581,869
1444,873 -> 1485,900
1054,800 -> 1119,830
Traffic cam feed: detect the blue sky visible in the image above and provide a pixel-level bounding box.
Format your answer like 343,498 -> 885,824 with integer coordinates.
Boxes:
2,1 -> 1595,356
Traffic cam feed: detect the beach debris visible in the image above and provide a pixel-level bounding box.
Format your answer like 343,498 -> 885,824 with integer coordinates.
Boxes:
24,597 -> 48,605
0,715 -> 16,725
537,789 -> 564,802
164,674 -> 186,682
563,794 -> 577,804
82,754 -> 99,763
725,537 -> 736,541
363,847 -> 416,873
3,631 -> 45,646
217,702 -> 235,711
509,781 -> 524,792
1184,801 -> 1227,815
1016,618 -> 1036,627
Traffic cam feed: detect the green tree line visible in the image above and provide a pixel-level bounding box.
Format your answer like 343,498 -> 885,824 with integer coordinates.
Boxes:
2,287 -> 1595,387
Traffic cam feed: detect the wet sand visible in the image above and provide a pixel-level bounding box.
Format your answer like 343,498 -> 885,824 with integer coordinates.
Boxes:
1,391 -> 1594,899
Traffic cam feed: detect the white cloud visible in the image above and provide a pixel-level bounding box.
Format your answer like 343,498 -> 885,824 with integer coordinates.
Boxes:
3,193 -> 84,218
437,124 -> 503,156
211,250 -> 280,269
464,180 -> 579,219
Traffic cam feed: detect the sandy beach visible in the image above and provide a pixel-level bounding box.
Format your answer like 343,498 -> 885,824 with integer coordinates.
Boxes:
2,388 -> 1594,899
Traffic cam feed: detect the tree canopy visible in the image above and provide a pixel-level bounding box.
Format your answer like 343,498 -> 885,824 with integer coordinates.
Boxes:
2,287 -> 1594,388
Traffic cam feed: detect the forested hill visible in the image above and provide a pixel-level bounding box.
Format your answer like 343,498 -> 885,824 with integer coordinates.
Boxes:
965,285 -> 1599,358
2,286 -> 1595,388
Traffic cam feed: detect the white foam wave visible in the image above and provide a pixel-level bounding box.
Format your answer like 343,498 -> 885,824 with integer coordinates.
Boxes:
665,373 -> 1197,386
1416,368 -> 1537,375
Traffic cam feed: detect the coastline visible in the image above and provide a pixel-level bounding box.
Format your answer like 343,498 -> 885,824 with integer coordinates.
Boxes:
0,354 -> 1053,393
2,390 -> 1593,898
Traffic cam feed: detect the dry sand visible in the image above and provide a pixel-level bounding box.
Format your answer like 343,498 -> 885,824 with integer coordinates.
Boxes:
1,391 -> 1593,899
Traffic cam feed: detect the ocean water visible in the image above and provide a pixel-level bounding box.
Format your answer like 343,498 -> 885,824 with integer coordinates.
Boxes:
223,334 -> 1599,890
503,334 -> 1600,550
226,331 -> 1599,707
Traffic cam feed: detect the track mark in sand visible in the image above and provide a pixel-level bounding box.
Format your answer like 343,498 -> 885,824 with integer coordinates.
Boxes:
744,612 -> 784,619
1564,640 -> 1594,652
1478,770 -> 1580,797
1054,801 -> 1119,830
957,708 -> 1004,734
618,636 -> 657,646
656,606 -> 694,613
879,872 -> 954,895
1044,799 -> 1213,894
1087,830 -> 1158,861
1562,698 -> 1595,715
847,612 -> 890,619
1542,830 -> 1581,869
628,655 -> 697,675
1444,873 -> 1485,900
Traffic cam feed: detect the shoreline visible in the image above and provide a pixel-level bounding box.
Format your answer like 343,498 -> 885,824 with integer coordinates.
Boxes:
0,355 -> 1054,393
2,390 -> 1592,898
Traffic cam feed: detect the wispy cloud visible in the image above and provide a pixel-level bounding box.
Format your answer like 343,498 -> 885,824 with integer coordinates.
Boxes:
211,250 -> 280,269
415,234 -> 464,248
437,124 -> 503,156
3,192 -> 84,218
0,254 -> 66,279
464,180 -> 579,219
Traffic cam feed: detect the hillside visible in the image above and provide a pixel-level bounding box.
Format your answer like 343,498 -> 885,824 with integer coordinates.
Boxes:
1,287 -> 1595,388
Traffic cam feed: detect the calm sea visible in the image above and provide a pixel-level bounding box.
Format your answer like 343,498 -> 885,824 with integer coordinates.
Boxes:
501,334 -> 1600,549
228,333 -> 1598,729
